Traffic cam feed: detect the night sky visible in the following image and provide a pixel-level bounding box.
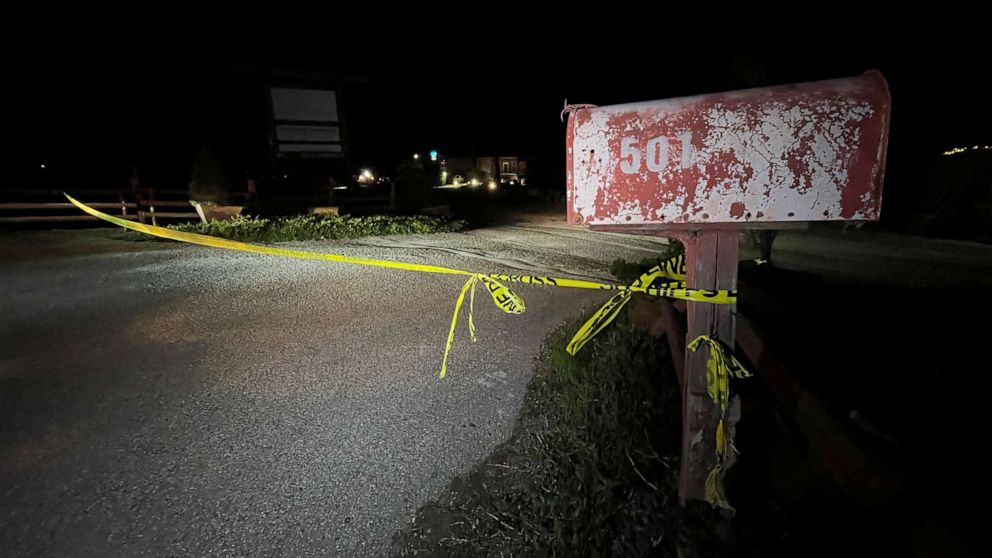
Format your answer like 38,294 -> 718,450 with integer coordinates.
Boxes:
4,35 -> 986,219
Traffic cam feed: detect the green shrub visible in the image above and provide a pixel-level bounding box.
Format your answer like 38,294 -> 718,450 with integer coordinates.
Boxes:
165,213 -> 464,243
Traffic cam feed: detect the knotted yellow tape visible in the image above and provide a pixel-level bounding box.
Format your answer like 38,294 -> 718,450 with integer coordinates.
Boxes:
566,257 -> 686,355
441,274 -> 526,378
67,195 -> 735,378
687,335 -> 751,510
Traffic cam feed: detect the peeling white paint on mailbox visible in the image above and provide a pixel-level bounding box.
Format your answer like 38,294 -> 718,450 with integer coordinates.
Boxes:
565,72 -> 891,227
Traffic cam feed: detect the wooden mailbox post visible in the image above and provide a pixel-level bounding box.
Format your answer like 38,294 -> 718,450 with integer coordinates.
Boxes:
563,72 -> 891,504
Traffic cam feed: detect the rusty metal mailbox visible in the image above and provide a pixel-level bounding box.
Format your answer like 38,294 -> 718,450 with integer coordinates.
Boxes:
563,72 -> 891,507
566,71 -> 891,227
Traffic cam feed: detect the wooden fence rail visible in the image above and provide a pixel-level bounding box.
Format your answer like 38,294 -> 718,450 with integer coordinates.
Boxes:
0,188 -> 206,226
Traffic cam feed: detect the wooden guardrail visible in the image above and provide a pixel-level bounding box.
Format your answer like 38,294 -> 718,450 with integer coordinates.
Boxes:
0,188 -> 216,226
133,189 -> 199,226
0,190 -> 138,224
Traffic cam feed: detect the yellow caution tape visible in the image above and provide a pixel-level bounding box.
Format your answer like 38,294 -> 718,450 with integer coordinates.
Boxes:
688,335 -> 751,510
704,465 -> 731,511
443,276 -> 479,379
566,291 -> 630,356
688,335 -> 751,414
66,195 -> 736,377
566,260 -> 686,355
440,274 -> 526,378
715,418 -> 726,457
66,195 -> 468,276
479,275 -> 526,315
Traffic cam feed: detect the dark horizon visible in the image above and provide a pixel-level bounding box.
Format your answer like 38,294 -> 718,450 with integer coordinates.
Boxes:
4,41 -> 988,219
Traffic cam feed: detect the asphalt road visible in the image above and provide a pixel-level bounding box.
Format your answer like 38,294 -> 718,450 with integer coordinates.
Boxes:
0,223 -> 670,557
4,220 -> 990,557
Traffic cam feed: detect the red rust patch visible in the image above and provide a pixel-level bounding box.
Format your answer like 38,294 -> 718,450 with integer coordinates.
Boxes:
729,202 -> 746,219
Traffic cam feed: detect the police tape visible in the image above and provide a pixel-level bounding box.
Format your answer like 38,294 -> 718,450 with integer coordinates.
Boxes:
66,195 -> 736,377
566,258 -> 685,356
687,335 -> 752,511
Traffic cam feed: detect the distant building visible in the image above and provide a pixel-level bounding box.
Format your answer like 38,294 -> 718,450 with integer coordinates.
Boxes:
442,155 -> 528,185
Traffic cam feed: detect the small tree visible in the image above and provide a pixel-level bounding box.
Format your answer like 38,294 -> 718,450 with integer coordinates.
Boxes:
189,146 -> 231,204
395,158 -> 435,211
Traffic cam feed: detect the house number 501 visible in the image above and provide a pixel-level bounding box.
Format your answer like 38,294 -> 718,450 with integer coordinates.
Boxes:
619,132 -> 694,174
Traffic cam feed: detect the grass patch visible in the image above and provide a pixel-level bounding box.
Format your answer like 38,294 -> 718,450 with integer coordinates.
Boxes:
391,247 -> 920,556
120,214 -> 465,243
391,308 -> 743,557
